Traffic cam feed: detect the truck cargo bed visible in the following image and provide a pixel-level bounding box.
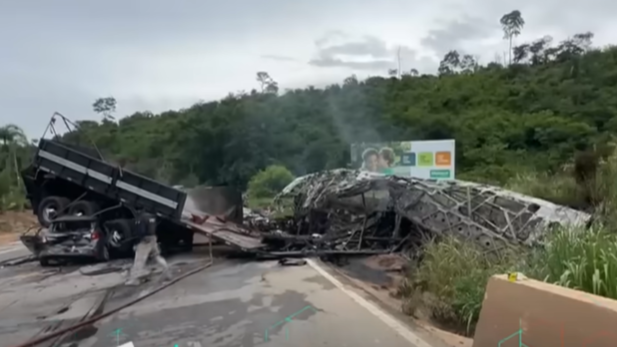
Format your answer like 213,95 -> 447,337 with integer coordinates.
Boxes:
183,219 -> 264,251
26,138 -> 265,255
33,139 -> 187,219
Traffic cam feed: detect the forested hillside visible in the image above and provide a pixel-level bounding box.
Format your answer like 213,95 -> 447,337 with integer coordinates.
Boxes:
4,12 -> 617,202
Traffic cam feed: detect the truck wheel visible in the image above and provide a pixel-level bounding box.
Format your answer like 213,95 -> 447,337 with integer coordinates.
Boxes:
37,196 -> 70,227
182,232 -> 194,251
97,245 -> 110,262
39,257 -> 51,267
106,219 -> 134,256
68,201 -> 99,216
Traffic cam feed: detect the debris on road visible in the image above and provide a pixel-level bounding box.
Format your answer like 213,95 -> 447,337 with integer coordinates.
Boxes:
0,255 -> 37,267
278,258 -> 307,266
255,169 -> 590,258
15,166 -> 591,263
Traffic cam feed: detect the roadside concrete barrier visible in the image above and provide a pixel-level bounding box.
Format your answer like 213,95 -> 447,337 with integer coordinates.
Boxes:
473,274 -> 617,347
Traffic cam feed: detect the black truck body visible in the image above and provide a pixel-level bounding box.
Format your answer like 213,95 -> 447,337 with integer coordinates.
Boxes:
21,138 -> 264,259
21,138 -> 192,254
30,139 -> 186,219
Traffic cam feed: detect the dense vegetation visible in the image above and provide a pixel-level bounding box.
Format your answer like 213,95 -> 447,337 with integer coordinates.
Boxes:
6,11 -> 610,200
0,125 -> 30,211
407,222 -> 617,336
3,9 -> 617,337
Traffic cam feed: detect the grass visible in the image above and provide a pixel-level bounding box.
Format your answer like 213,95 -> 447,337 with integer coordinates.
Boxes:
402,148 -> 617,336
404,223 -> 617,336
406,237 -> 523,335
536,225 -> 617,298
505,171 -> 584,209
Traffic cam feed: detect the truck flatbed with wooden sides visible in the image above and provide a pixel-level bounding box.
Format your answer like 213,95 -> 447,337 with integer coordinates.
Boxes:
20,134 -> 264,261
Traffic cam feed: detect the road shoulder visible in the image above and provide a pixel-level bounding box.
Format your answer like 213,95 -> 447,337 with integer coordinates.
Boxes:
307,258 -> 451,347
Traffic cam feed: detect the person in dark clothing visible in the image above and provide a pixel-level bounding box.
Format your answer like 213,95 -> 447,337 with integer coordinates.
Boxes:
125,211 -> 171,286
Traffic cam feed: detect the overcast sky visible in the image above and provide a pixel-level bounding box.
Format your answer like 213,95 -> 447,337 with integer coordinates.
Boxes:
1,0 -> 615,138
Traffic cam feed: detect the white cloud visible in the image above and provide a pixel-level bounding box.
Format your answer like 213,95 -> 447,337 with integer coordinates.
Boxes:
1,0 -> 614,137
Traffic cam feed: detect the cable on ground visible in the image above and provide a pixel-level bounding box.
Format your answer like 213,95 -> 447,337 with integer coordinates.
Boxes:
10,259 -> 214,347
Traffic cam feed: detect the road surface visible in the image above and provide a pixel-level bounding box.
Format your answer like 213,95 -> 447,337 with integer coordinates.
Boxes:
0,243 -> 29,263
0,252 -> 444,347
61,259 -> 441,347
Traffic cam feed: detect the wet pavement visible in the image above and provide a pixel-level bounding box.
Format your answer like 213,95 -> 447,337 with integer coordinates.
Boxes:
0,257 -> 123,347
65,259 -> 430,347
0,252 -> 440,347
0,244 -> 29,263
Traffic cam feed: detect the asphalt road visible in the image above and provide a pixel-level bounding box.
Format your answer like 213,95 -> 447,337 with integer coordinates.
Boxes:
0,243 -> 29,263
65,259 -> 439,347
0,251 -> 443,347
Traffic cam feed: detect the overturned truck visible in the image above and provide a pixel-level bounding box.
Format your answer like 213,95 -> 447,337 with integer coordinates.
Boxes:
257,169 -> 590,257
19,114 -> 262,264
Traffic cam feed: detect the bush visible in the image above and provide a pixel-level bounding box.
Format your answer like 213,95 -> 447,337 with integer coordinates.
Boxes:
506,172 -> 583,209
408,224 -> 617,336
405,147 -> 617,336
247,165 -> 295,199
411,237 -> 523,335
0,167 -> 26,212
534,225 -> 617,299
591,149 -> 617,229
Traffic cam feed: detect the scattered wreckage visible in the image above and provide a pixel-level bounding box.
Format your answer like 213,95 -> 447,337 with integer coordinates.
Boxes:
9,113 -> 592,266
246,169 -> 590,258
14,113 -> 260,267
15,167 -> 591,265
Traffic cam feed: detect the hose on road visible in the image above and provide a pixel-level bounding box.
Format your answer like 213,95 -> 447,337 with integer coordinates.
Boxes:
10,260 -> 214,347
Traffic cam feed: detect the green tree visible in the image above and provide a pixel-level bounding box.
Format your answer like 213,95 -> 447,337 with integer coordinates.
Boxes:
247,165 -> 295,199
92,97 -> 117,121
0,124 -> 29,211
44,12 -> 617,210
500,10 -> 525,65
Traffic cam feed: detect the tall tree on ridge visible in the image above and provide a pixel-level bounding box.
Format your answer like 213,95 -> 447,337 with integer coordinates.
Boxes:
500,10 -> 525,65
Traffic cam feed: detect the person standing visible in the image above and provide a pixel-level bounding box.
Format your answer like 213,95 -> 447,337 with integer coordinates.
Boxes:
125,210 -> 172,286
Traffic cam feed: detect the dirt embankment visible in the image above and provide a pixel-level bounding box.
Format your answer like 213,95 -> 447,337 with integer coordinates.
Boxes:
0,211 -> 37,245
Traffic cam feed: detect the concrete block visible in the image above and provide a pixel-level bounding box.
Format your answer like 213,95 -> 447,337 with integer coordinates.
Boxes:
473,274 -> 617,347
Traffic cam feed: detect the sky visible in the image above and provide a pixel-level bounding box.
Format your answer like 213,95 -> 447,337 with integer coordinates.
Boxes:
1,0 -> 615,138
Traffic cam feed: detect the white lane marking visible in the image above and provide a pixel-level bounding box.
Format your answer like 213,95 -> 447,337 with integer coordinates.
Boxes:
118,342 -> 135,347
306,258 -> 435,347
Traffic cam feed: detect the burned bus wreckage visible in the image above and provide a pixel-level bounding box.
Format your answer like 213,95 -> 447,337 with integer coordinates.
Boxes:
18,135 -> 589,262
13,114 -> 588,265
244,169 -> 590,258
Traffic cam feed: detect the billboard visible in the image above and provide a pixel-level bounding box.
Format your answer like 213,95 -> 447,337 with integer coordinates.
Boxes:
350,140 -> 455,180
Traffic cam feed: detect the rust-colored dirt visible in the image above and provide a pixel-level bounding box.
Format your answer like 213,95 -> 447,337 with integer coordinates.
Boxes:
0,211 -> 37,245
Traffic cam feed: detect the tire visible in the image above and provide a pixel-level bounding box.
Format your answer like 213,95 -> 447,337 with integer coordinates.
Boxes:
37,196 -> 70,227
182,231 -> 194,251
68,200 -> 100,217
39,257 -> 51,267
105,219 -> 134,256
97,244 -> 110,262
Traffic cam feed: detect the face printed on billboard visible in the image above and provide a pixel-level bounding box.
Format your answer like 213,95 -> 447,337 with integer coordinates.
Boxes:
350,140 -> 455,179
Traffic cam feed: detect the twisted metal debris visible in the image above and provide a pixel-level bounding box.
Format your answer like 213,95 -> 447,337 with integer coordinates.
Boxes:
258,169 -> 590,257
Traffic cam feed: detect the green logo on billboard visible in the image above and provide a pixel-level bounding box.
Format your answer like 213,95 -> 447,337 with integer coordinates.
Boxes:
430,169 -> 451,179
417,152 -> 433,167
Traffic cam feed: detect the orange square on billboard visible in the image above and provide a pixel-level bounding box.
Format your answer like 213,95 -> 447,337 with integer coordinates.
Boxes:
435,151 -> 451,166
